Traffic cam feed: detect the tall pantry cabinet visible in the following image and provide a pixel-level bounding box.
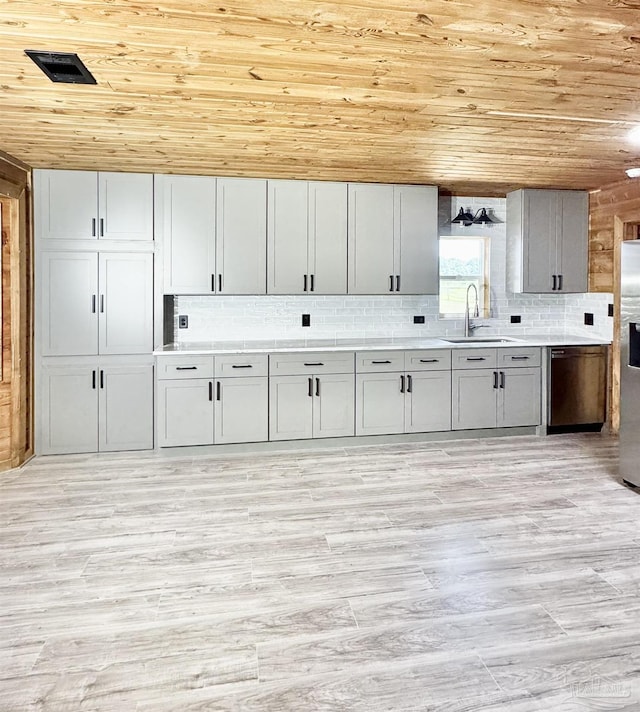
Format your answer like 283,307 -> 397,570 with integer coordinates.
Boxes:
35,170 -> 155,455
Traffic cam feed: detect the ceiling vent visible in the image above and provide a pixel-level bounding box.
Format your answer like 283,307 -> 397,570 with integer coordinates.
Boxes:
24,50 -> 96,84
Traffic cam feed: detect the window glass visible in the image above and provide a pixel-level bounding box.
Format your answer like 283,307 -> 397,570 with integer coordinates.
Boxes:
439,237 -> 490,317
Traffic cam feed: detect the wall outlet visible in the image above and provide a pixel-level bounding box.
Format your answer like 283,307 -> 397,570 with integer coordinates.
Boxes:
302,314 -> 311,327
510,315 -> 521,324
608,303 -> 614,317
584,312 -> 594,326
178,315 -> 189,329
413,315 -> 425,324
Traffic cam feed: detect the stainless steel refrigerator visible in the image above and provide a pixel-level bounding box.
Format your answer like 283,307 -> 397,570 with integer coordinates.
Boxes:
620,240 -> 640,486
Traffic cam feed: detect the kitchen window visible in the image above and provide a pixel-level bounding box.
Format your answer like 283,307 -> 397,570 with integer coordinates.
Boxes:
439,236 -> 490,317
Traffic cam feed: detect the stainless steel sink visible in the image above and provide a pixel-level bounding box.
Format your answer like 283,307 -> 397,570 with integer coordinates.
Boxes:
442,337 -> 520,344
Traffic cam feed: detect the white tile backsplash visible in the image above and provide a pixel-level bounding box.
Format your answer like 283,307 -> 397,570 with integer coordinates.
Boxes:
172,196 -> 613,344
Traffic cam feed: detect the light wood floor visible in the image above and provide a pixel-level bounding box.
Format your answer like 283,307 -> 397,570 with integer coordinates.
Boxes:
2,433 -> 639,711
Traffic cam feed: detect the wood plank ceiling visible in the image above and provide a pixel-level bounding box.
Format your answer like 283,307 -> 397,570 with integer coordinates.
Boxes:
1,0 -> 640,194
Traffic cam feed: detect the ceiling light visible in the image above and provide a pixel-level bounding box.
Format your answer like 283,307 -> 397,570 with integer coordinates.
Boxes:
25,50 -> 96,84
627,126 -> 640,145
626,167 -> 640,178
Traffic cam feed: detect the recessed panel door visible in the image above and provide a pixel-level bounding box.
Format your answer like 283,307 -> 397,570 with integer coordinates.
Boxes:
98,172 -> 154,241
405,370 -> 452,433
158,379 -> 214,447
355,372 -> 405,435
313,373 -> 355,438
269,375 -> 314,441
215,377 -> 268,444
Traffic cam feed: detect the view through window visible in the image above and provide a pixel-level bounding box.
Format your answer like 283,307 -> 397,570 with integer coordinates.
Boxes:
439,237 -> 490,317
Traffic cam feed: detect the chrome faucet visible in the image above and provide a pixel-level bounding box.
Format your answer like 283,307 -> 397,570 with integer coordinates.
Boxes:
464,283 -> 487,337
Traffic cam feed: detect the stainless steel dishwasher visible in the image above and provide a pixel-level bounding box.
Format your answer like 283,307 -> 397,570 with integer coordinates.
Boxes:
548,345 -> 607,433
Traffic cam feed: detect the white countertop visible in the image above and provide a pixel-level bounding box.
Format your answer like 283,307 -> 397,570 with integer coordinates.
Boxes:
154,334 -> 611,356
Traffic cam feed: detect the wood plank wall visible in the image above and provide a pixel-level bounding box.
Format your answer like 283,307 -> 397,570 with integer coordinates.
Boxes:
589,179 -> 640,433
0,150 -> 33,471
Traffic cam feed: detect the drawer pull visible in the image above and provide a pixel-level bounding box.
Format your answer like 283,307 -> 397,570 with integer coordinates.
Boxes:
500,371 -> 505,388
316,377 -> 320,397
308,377 -> 313,397
407,374 -> 412,393
400,375 -> 405,393
231,364 -> 253,369
493,370 -> 499,389
372,360 -> 392,364
216,381 -> 221,400
208,382 -> 213,401
419,359 -> 439,363
466,357 -> 486,361
176,366 -> 198,371
510,356 -> 530,361
304,362 -> 323,367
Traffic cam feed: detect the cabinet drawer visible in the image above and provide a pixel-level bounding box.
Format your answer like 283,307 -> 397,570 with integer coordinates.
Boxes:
452,348 -> 497,369
405,350 -> 452,371
215,354 -> 268,377
356,351 -> 405,373
269,351 -> 355,376
497,347 -> 541,368
157,355 -> 214,380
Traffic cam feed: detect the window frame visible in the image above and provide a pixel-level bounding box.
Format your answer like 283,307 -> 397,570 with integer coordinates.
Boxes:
438,236 -> 490,319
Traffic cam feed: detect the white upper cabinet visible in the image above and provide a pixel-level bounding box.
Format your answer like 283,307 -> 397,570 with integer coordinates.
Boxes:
216,177 -> 267,294
161,175 -> 216,294
267,180 -> 348,294
348,183 -> 395,294
395,185 -> 439,295
348,183 -> 438,294
41,251 -> 153,357
35,169 -> 153,241
507,188 -> 588,293
159,175 -> 266,294
98,252 -> 154,355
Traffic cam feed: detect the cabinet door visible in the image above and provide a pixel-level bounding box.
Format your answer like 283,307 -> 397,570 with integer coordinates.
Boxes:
41,251 -> 98,356
99,252 -> 153,355
313,373 -> 355,438
557,191 -> 588,293
35,169 -> 98,240
309,182 -> 348,294
348,183 -> 395,294
497,367 -> 541,428
98,172 -> 154,241
157,379 -> 214,447
405,371 -> 452,433
522,190 -> 558,293
161,175 -> 216,294
267,180 -> 309,294
40,364 -> 98,454
216,178 -> 267,294
269,375 -> 314,441
98,364 -> 153,451
355,372 -> 405,436
215,377 -> 268,444
395,185 -> 438,294
452,369 -> 497,430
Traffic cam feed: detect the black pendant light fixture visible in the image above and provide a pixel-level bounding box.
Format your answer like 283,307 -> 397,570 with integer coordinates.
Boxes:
451,207 -> 494,227
451,207 -> 474,226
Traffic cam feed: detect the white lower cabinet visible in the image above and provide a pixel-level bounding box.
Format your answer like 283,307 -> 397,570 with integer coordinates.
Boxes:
40,359 -> 154,455
356,370 -> 452,436
355,350 -> 452,436
215,377 -> 269,444
452,348 -> 541,430
158,379 -> 214,447
269,373 -> 355,441
157,354 -> 269,447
